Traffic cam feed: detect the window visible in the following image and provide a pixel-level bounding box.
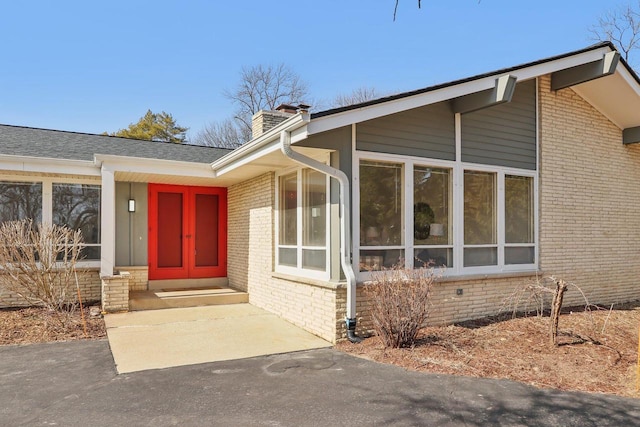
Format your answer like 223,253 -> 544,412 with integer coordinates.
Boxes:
0,179 -> 101,262
302,169 -> 326,270
0,181 -> 42,224
356,157 -> 536,276
414,166 -> 452,268
359,160 -> 404,271
53,184 -> 101,260
505,175 -> 534,264
278,172 -> 298,267
463,170 -> 497,267
277,168 -> 329,276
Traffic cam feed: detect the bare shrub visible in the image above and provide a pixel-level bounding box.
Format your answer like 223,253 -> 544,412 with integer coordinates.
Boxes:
0,219 -> 84,312
364,265 -> 440,348
501,275 -> 593,346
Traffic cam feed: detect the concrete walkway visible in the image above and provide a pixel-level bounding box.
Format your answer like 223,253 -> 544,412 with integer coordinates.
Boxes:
105,304 -> 331,373
1,341 -> 639,426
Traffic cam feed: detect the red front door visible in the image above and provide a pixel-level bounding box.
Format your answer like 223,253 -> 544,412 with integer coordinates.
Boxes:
148,184 -> 227,280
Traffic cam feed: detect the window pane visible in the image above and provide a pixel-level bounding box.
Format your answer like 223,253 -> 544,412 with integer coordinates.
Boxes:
0,181 -> 42,224
360,161 -> 403,246
505,175 -> 534,244
505,246 -> 535,264
414,167 -> 451,245
414,247 -> 453,268
464,171 -> 496,245
278,247 -> 296,267
302,249 -> 325,271
464,247 -> 497,267
359,249 -> 404,271
279,173 -> 297,246
302,169 -> 326,247
52,184 -> 101,245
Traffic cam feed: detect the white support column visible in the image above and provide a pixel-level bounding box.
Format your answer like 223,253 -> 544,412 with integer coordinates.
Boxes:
100,166 -> 116,277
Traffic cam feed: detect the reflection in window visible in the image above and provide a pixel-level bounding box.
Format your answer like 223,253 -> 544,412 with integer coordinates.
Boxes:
278,173 -> 298,267
464,171 -> 497,266
414,166 -> 452,268
53,184 -> 101,259
278,169 -> 328,273
302,169 -> 326,271
0,181 -> 42,225
505,175 -> 535,264
359,161 -> 403,247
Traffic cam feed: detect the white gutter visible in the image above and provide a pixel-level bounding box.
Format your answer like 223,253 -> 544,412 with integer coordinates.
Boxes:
279,124 -> 362,343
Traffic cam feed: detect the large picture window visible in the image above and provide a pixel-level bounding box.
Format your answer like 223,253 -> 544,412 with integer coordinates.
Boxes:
359,160 -> 404,271
0,181 -> 42,225
414,166 -> 452,268
53,184 -> 101,260
505,175 -> 534,264
277,168 -> 329,276
0,179 -> 101,262
356,157 -> 536,276
463,170 -> 497,267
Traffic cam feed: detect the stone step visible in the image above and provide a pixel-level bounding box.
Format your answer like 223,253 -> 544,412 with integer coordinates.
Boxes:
147,277 -> 229,290
129,287 -> 248,311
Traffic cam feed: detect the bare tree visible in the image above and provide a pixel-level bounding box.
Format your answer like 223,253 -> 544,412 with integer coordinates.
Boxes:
194,63 -> 308,148
224,63 -> 309,136
0,219 -> 85,312
192,118 -> 247,149
590,2 -> 640,65
332,86 -> 380,108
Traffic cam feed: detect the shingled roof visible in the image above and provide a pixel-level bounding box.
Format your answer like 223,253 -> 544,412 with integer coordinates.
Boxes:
0,124 -> 232,164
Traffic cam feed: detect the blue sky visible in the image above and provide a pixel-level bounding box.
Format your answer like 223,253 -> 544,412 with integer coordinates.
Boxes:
0,1 -> 623,140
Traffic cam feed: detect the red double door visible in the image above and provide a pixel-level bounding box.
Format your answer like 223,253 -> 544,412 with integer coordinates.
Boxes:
148,184 -> 227,280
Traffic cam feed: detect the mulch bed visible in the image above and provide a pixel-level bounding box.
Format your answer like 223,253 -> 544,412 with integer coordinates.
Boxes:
338,302 -> 640,398
0,306 -> 106,345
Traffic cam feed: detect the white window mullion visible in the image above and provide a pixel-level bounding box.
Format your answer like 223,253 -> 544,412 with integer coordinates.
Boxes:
296,169 -> 303,269
453,113 -> 463,274
404,161 -> 413,269
41,179 -> 53,225
497,172 -> 505,268
325,173 -> 331,275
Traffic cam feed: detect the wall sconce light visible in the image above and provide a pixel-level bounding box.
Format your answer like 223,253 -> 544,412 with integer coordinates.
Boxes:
128,199 -> 136,213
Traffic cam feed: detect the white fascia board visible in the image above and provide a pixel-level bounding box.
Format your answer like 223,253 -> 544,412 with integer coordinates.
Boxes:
308,47 -> 613,136
210,113 -> 309,174
94,154 -> 214,178
0,154 -> 100,176
213,140 -> 282,177
616,66 -> 640,98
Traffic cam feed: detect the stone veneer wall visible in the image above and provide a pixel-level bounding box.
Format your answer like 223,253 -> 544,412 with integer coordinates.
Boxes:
0,269 -> 101,308
538,74 -> 640,306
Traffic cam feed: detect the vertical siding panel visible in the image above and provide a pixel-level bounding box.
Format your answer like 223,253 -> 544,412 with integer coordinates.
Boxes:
461,79 -> 537,169
356,101 -> 455,160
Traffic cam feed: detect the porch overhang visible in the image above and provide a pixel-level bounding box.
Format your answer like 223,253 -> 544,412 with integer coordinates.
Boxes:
94,154 -> 228,186
210,113 -> 332,184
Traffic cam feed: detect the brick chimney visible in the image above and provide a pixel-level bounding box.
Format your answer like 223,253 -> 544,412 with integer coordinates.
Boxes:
251,104 -> 304,139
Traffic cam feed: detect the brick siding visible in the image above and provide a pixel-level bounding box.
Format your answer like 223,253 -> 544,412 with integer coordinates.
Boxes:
0,268 -> 101,308
538,74 -> 640,306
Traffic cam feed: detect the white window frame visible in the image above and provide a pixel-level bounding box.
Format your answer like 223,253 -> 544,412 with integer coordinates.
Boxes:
275,162 -> 331,280
0,175 -> 102,267
353,152 -> 538,281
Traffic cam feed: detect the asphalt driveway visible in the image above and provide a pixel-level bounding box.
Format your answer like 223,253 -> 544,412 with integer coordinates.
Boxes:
1,340 -> 638,426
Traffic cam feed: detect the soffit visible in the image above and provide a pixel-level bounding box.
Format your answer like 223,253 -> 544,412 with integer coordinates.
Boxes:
572,70 -> 640,129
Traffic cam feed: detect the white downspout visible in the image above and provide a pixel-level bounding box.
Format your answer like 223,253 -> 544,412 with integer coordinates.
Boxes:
280,128 -> 362,343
